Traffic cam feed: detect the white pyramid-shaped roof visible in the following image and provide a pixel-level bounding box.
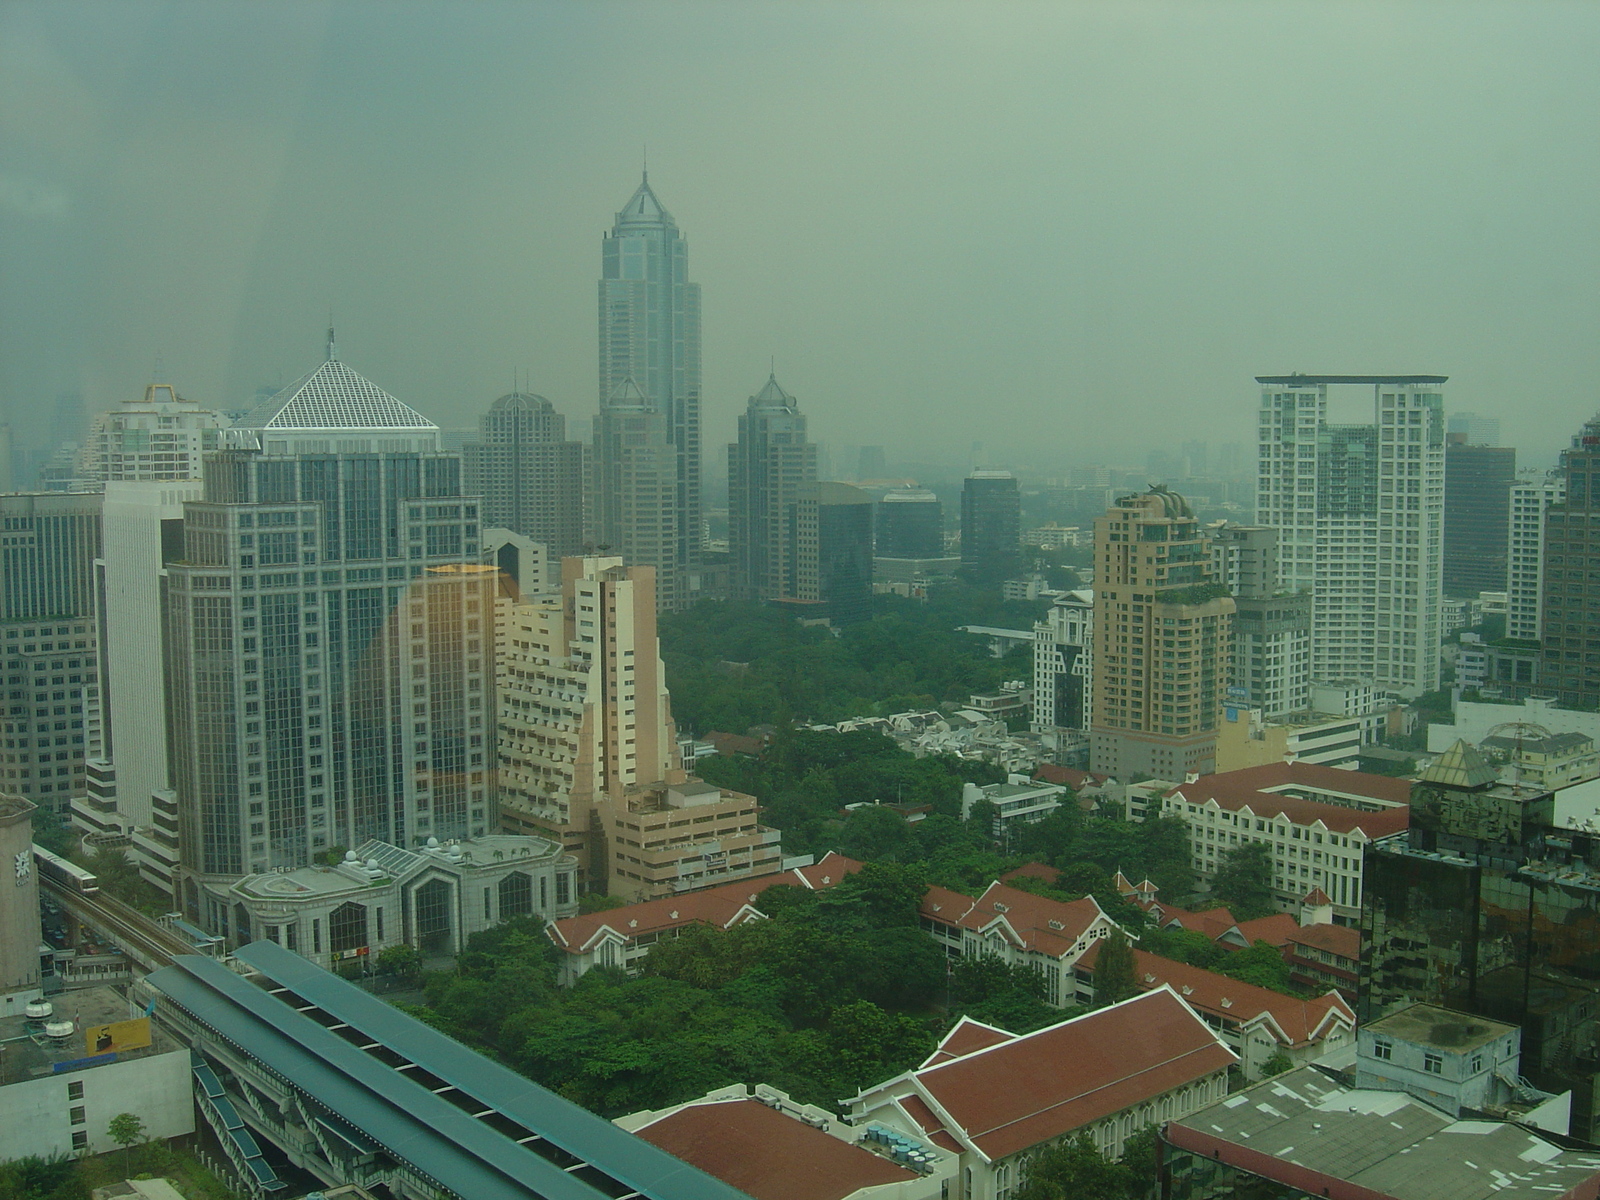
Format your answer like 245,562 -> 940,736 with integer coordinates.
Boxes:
238,358 -> 436,432
750,373 -> 796,408
613,173 -> 675,230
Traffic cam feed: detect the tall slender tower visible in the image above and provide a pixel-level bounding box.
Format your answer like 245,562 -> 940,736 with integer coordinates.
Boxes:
1089,487 -> 1235,780
597,174 -> 702,609
728,373 -> 816,601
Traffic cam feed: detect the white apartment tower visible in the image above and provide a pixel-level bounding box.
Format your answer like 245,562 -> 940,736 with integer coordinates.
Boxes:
1033,589 -> 1093,733
1508,474 -> 1563,643
79,383 -> 223,483
1254,375 -> 1445,698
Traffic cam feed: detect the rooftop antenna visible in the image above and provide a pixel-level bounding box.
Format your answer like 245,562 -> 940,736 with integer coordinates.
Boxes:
152,351 -> 164,383
643,144 -> 648,183
326,308 -> 337,362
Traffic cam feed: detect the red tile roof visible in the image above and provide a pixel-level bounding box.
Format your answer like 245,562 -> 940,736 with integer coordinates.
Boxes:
547,853 -> 863,956
1033,765 -> 1110,788
546,878 -> 773,954
705,730 -> 767,758
1302,886 -> 1332,906
920,1017 -> 1018,1068
1232,913 -> 1301,949
952,883 -> 1111,959
909,988 -> 1236,1161
1287,922 -> 1361,962
1078,946 -> 1354,1049
894,1092 -> 966,1153
790,851 -> 865,890
634,1099 -> 916,1200
1166,764 -> 1409,838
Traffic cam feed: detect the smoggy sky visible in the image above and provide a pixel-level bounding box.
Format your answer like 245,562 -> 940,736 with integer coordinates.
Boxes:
3,1 -> 1598,475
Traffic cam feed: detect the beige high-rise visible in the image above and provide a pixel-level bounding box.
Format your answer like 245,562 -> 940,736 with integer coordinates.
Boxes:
1089,488 -> 1235,780
497,556 -> 779,898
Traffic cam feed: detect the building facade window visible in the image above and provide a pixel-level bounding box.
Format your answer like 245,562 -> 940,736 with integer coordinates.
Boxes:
1424,1052 -> 1443,1075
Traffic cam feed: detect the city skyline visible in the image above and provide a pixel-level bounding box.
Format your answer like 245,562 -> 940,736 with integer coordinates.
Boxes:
6,3 -> 1599,474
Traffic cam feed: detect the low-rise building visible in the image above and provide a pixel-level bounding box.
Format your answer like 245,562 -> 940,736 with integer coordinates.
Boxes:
1214,707 -> 1364,772
619,1084 -> 947,1200
1074,944 -> 1354,1078
1284,911 -> 1361,1001
546,852 -> 863,984
0,988 -> 193,1162
1164,1065 -> 1596,1200
917,882 -> 1126,1008
1480,730 -> 1599,789
601,779 -> 783,901
1356,1004 -> 1531,1119
960,777 -> 1065,849
1158,762 -> 1411,919
227,833 -> 578,965
849,989 -> 1235,1200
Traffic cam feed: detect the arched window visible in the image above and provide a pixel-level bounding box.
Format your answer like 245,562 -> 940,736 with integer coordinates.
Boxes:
415,878 -> 452,953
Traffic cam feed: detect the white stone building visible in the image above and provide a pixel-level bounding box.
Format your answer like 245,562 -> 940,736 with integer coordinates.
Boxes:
1031,588 -> 1092,733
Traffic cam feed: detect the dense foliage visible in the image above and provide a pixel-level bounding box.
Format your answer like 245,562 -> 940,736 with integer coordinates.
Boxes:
1209,842 -> 1276,920
1016,1128 -> 1161,1200
657,587 -> 1046,735
420,866 -> 948,1115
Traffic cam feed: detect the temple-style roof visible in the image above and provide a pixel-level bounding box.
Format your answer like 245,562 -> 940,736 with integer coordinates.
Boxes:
238,358 -> 435,433
613,173 -> 675,230
1417,739 -> 1498,790
749,374 -> 795,409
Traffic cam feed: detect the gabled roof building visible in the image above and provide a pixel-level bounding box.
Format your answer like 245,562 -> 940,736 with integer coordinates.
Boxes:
849,989 -> 1236,1200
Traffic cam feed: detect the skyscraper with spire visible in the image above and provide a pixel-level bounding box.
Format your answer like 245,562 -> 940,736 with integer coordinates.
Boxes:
595,174 -> 702,610
728,372 -> 816,601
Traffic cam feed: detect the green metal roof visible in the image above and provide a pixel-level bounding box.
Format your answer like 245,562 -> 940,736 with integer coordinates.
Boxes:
1417,739 -> 1499,790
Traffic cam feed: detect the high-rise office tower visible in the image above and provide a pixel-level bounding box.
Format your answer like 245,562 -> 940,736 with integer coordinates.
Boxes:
1032,588 -> 1093,733
78,383 -> 224,483
1255,375 -> 1445,697
782,483 -> 874,625
462,390 -> 584,559
1210,524 -> 1310,719
727,374 -> 816,601
1536,414 -> 1600,708
0,493 -> 103,815
960,470 -> 1022,582
597,174 -> 701,610
876,488 -> 944,558
1360,742 -> 1600,1139
165,340 -> 497,930
592,380 -> 680,600
1443,438 -> 1515,598
77,481 -> 201,889
1089,488 -> 1234,779
857,446 -> 887,481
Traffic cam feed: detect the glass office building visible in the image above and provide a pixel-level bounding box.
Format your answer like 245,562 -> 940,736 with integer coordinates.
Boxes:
1361,740 -> 1600,1138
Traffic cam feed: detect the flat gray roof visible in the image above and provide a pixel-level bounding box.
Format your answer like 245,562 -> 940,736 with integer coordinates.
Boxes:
1169,1066 -> 1600,1200
1365,1003 -> 1514,1053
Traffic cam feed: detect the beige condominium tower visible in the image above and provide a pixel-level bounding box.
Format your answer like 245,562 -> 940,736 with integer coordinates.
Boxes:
1090,487 -> 1235,780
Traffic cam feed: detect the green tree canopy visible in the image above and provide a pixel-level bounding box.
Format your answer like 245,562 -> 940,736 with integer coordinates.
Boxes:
1093,930 -> 1139,1007
1210,841 -> 1277,920
1016,1132 -> 1135,1200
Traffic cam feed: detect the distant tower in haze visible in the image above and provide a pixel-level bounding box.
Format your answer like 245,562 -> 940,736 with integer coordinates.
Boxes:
1443,438 -> 1515,599
728,373 -> 816,601
596,174 -> 701,609
781,483 -> 874,625
876,488 -> 944,558
79,384 -> 224,483
463,390 -> 584,559
960,470 -> 1022,582
857,446 -> 887,481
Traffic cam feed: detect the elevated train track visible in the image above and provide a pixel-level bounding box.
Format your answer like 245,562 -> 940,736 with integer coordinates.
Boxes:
42,877 -> 200,973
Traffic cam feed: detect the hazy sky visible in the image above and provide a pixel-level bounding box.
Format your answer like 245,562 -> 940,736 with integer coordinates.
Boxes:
3,1 -> 1598,474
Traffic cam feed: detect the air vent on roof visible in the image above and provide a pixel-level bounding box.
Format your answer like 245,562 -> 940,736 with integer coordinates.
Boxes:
993,902 -> 1009,913
1221,998 -> 1233,1008
669,910 -> 679,920
1048,919 -> 1064,930
1182,985 -> 1194,995
628,919 -> 637,928
1143,973 -> 1157,984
